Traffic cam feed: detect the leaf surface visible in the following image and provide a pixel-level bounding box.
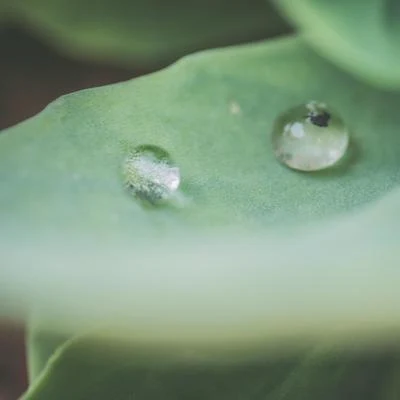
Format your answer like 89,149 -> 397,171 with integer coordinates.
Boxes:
1,36 -> 400,351
22,337 -> 399,400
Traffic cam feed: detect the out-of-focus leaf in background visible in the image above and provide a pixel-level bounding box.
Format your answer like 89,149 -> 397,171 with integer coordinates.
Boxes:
0,0 -> 290,65
22,336 -> 400,400
274,0 -> 400,89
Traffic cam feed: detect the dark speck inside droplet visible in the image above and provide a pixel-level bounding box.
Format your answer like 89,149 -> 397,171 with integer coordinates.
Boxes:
307,110 -> 331,128
271,101 -> 350,171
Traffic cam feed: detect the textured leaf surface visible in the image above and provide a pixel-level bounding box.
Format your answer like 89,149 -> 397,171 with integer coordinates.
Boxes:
1,36 -> 400,347
275,0 -> 400,89
2,31 -> 400,400
4,0 -> 289,64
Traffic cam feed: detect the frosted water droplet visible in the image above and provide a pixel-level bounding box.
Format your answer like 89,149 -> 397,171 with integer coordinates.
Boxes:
123,145 -> 180,203
272,101 -> 349,171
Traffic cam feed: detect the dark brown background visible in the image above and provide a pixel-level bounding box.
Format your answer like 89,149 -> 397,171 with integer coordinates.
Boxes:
0,26 -> 146,131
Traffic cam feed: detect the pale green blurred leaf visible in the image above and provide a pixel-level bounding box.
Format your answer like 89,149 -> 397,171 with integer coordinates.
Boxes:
274,0 -> 400,89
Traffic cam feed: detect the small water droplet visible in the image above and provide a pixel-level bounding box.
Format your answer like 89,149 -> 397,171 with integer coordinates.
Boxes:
122,145 -> 180,204
229,101 -> 242,115
272,101 -> 349,171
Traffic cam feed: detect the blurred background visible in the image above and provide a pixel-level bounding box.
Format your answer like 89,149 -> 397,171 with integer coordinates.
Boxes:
0,27 -> 143,130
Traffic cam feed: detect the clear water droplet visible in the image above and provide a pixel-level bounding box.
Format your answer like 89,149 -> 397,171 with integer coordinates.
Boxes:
272,101 -> 349,171
123,145 -> 180,203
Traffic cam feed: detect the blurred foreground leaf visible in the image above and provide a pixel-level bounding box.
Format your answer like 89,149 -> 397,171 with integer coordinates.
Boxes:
22,336 -> 400,400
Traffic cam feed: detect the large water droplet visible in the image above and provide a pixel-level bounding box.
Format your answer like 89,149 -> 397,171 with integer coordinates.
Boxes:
123,145 -> 180,203
271,101 -> 350,171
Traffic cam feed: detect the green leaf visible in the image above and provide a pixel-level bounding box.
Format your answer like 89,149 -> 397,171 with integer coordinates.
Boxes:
274,0 -> 400,89
22,337 -> 400,399
1,36 -> 400,351
3,30 -> 400,400
26,320 -> 69,383
4,0 -> 289,65
0,2 -> 11,19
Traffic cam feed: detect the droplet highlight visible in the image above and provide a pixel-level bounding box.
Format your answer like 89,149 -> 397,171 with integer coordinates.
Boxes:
272,101 -> 349,171
123,145 -> 180,203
